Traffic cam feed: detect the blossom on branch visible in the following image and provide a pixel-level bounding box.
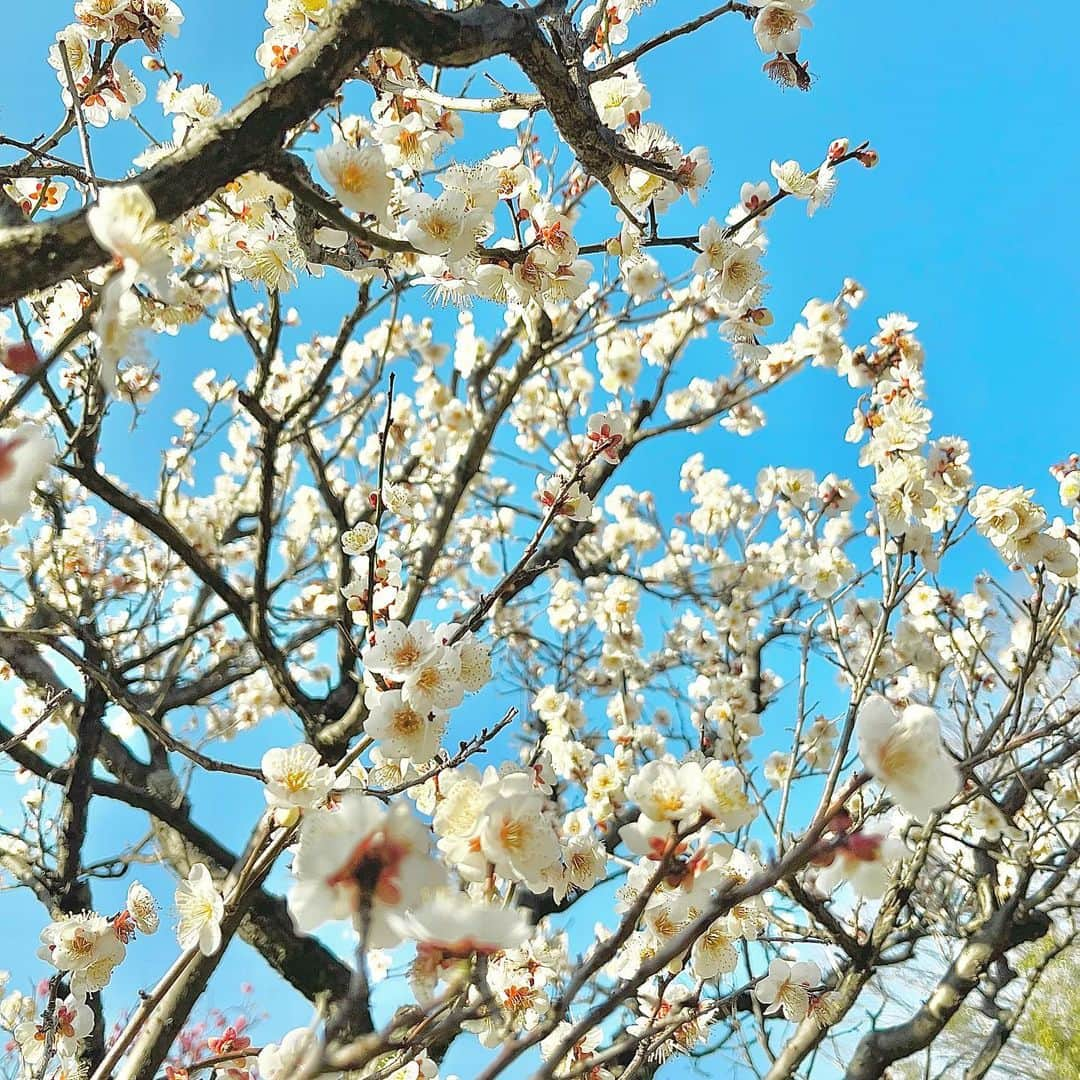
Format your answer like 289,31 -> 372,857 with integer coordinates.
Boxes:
175,863 -> 225,957
287,794 -> 444,946
856,695 -> 960,821
0,424 -> 53,528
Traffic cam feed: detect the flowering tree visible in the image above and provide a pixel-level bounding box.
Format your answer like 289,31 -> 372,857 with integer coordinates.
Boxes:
0,2 -> 1077,1079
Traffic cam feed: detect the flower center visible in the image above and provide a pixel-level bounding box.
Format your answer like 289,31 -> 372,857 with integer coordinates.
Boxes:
339,161 -> 371,194
282,767 -> 312,793
326,833 -> 408,906
499,818 -> 527,850
764,9 -> 798,35
414,666 -> 442,693
393,640 -> 421,668
880,735 -> 920,782
392,706 -> 422,734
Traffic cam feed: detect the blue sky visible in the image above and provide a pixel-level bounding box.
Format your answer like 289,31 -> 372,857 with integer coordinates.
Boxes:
1,2 -> 1077,1076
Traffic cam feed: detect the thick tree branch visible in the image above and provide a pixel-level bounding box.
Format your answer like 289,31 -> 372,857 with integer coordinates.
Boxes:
844,895 -> 1052,1079
0,0 -> 534,305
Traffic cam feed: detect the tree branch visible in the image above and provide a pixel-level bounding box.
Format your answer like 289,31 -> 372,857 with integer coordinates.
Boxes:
0,0 -> 535,304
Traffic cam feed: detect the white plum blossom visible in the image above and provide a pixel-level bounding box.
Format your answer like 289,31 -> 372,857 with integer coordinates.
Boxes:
400,189 -> 478,261
966,797 -> 1024,843
87,184 -> 171,294
0,425 -> 53,527
587,411 -> 630,464
479,790 -> 562,889
969,485 -> 1077,576
399,645 -> 465,714
754,957 -> 821,1020
538,475 -> 594,521
691,918 -> 740,980
751,2 -> 814,54
262,742 -> 336,810
856,696 -> 961,821
541,1024 -> 609,1079
456,634 -> 493,692
388,896 -> 531,956
175,863 -> 225,956
816,825 -> 909,898
315,141 -> 393,224
15,994 -> 93,1066
4,177 -> 68,215
121,881 -> 159,938
589,66 -> 650,128
287,794 -> 445,945
626,759 -> 702,824
700,760 -> 757,830
771,158 -> 836,216
38,913 -> 126,995
365,620 -> 438,681
257,1027 -> 325,1080
694,219 -> 765,302
342,521 -> 379,556
366,687 -> 448,762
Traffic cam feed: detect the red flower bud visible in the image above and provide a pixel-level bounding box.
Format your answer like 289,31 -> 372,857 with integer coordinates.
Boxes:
2,342 -> 39,375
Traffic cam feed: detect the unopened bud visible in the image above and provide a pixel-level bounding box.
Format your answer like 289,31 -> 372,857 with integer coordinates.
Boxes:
273,806 -> 301,828
827,137 -> 849,163
605,237 -> 623,257
856,149 -> 879,168
2,342 -> 39,375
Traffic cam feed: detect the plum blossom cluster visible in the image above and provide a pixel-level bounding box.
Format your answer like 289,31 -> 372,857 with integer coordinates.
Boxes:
37,883 -> 157,996
969,484 -> 1078,578
40,3 -> 182,155
810,306 -> 979,573
74,0 -> 184,47
287,794 -> 445,945
13,883 -> 158,1075
256,0 -> 333,75
0,979 -> 95,1080
359,619 -> 492,763
2,2 -> 1080,1078
581,1 -> 818,91
313,132 -> 599,309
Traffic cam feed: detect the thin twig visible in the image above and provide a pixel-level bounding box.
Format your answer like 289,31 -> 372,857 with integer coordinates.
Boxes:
57,41 -> 99,198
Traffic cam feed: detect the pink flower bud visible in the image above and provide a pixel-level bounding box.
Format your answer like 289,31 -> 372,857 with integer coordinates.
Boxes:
827,138 -> 849,163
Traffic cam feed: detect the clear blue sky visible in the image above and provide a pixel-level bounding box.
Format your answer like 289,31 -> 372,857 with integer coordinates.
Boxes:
1,2 -> 1076,1075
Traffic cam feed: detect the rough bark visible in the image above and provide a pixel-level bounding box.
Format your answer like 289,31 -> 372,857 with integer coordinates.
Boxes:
0,0 -> 534,304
